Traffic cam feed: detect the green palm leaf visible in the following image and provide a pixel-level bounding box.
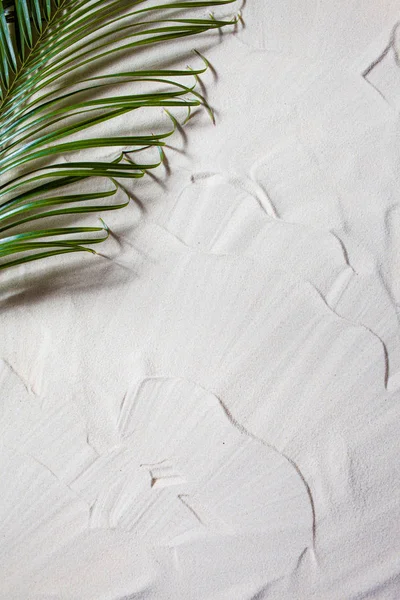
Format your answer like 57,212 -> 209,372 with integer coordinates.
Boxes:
0,0 -> 236,270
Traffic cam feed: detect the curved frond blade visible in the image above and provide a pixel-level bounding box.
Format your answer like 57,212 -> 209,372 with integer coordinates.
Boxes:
0,0 -> 237,271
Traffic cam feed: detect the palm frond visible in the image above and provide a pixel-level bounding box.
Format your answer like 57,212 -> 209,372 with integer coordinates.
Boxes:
0,0 -> 236,270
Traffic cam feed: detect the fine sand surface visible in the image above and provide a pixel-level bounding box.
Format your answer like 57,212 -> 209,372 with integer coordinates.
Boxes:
1,1 -> 400,598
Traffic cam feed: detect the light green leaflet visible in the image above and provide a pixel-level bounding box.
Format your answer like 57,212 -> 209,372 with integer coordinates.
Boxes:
0,0 -> 236,270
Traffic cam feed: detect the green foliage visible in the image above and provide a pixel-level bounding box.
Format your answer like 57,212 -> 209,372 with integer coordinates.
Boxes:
0,0 -> 236,270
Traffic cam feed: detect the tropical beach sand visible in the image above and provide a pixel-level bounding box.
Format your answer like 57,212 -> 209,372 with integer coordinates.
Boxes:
1,1 -> 400,598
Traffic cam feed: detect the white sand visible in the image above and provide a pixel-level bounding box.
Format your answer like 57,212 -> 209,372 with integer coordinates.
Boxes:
1,1 -> 400,598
